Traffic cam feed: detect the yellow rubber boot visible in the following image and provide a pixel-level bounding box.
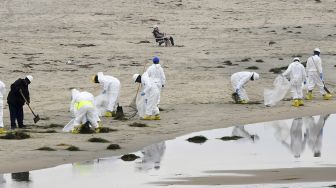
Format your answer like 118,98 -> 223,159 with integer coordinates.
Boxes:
306,91 -> 313,100
239,100 -> 248,104
0,128 -> 7,134
154,114 -> 161,120
95,122 -> 102,133
292,99 -> 299,107
142,115 -> 153,120
298,99 -> 304,106
323,93 -> 332,100
104,111 -> 113,117
71,125 -> 82,134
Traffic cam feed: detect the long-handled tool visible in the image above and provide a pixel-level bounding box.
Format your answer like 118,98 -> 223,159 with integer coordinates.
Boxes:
129,60 -> 148,109
19,89 -> 40,123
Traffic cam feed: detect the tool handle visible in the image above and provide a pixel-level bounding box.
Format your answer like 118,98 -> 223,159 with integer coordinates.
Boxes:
19,89 -> 36,116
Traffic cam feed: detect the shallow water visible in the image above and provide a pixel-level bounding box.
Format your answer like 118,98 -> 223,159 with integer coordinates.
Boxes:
1,114 -> 336,188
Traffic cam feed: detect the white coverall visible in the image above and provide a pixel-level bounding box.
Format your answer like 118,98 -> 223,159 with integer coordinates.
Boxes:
0,81 -> 5,128
70,89 -> 100,129
304,114 -> 329,156
94,72 -> 120,116
306,55 -> 326,94
146,64 -> 166,104
282,61 -> 306,99
231,72 -> 254,101
137,72 -> 160,117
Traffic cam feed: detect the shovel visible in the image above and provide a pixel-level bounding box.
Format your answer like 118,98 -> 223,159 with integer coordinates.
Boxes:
19,89 -> 40,123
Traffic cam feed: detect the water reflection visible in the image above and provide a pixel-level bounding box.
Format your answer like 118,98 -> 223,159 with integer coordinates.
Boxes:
11,172 -> 30,182
1,114 -> 336,188
304,114 -> 329,157
136,142 -> 166,172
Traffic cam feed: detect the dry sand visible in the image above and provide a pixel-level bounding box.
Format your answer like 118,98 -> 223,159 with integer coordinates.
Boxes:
1,0 -> 336,185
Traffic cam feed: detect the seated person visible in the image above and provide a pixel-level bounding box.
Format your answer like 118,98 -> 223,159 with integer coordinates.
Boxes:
152,25 -> 174,46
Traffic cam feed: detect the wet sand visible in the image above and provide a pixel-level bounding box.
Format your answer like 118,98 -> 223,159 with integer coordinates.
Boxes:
0,0 -> 336,185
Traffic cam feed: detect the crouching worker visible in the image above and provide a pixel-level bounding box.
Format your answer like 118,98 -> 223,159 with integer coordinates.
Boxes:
0,81 -> 6,134
133,73 -> 160,120
231,72 -> 260,104
92,72 -> 120,117
152,25 -> 174,46
282,57 -> 306,107
70,89 -> 101,134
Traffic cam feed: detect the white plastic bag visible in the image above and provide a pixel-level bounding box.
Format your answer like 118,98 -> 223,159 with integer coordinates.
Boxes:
264,75 -> 290,106
136,93 -> 146,118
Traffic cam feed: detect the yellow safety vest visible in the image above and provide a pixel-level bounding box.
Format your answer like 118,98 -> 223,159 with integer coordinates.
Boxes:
74,100 -> 93,110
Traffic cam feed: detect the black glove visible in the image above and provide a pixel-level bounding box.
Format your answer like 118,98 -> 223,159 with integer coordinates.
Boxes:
162,85 -> 164,88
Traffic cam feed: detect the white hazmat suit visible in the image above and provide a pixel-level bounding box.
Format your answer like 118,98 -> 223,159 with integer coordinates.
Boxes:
146,63 -> 166,104
135,72 -> 160,118
70,89 -> 100,129
231,71 -> 259,102
94,72 -> 120,116
0,81 -> 5,129
282,59 -> 306,100
306,55 -> 326,95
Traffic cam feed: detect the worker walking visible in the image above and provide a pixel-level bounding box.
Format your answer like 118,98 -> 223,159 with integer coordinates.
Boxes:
305,48 -> 332,100
0,81 -> 6,134
70,89 -> 101,134
231,71 -> 260,104
282,57 -> 307,107
146,57 -> 166,105
92,72 -> 120,117
133,72 -> 160,120
7,75 -> 33,129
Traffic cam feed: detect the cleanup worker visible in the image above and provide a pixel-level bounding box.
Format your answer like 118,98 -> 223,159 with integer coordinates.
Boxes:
0,81 -> 5,134
231,71 -> 260,104
70,89 -> 101,134
152,25 -> 174,46
305,48 -> 332,100
92,72 -> 120,117
146,56 -> 166,105
133,72 -> 160,120
282,57 -> 307,107
7,75 -> 33,129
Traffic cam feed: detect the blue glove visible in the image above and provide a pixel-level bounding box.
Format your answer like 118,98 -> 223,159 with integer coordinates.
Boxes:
102,90 -> 107,94
140,92 -> 145,96
304,81 -> 306,85
320,73 -> 323,80
235,89 -> 239,93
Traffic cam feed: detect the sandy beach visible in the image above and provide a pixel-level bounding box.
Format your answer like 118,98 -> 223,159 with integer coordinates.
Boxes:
1,0 -> 336,185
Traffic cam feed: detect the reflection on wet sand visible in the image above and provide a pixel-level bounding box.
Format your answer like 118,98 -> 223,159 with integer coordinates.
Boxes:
136,142 -> 166,172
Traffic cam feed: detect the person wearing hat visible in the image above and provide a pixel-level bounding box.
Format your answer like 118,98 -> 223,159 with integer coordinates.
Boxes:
230,71 -> 260,104
282,57 -> 307,107
146,56 -> 166,105
152,25 -> 174,46
306,48 -> 332,100
92,72 -> 120,117
133,72 -> 160,120
0,81 -> 6,134
7,75 -> 33,129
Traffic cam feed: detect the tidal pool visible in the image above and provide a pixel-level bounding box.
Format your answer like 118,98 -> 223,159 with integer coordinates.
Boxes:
1,114 -> 336,188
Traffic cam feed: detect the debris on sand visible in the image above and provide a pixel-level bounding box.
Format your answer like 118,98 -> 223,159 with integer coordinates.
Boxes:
269,66 -> 288,74
136,40 -> 151,44
88,137 -> 110,143
121,154 -> 140,161
36,147 -> 56,151
240,58 -> 251,62
246,66 -> 259,70
98,127 -> 118,133
129,122 -> 148,127
255,59 -> 264,63
220,136 -> 243,141
78,123 -> 95,134
56,143 -> 71,146
0,131 -> 30,140
269,41 -> 276,46
107,144 -> 121,150
66,146 -> 80,151
187,135 -> 207,144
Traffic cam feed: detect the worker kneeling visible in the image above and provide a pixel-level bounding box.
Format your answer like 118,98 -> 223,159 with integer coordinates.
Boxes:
282,57 -> 306,107
231,72 -> 260,104
92,72 -> 120,117
70,89 -> 101,134
133,73 -> 160,120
